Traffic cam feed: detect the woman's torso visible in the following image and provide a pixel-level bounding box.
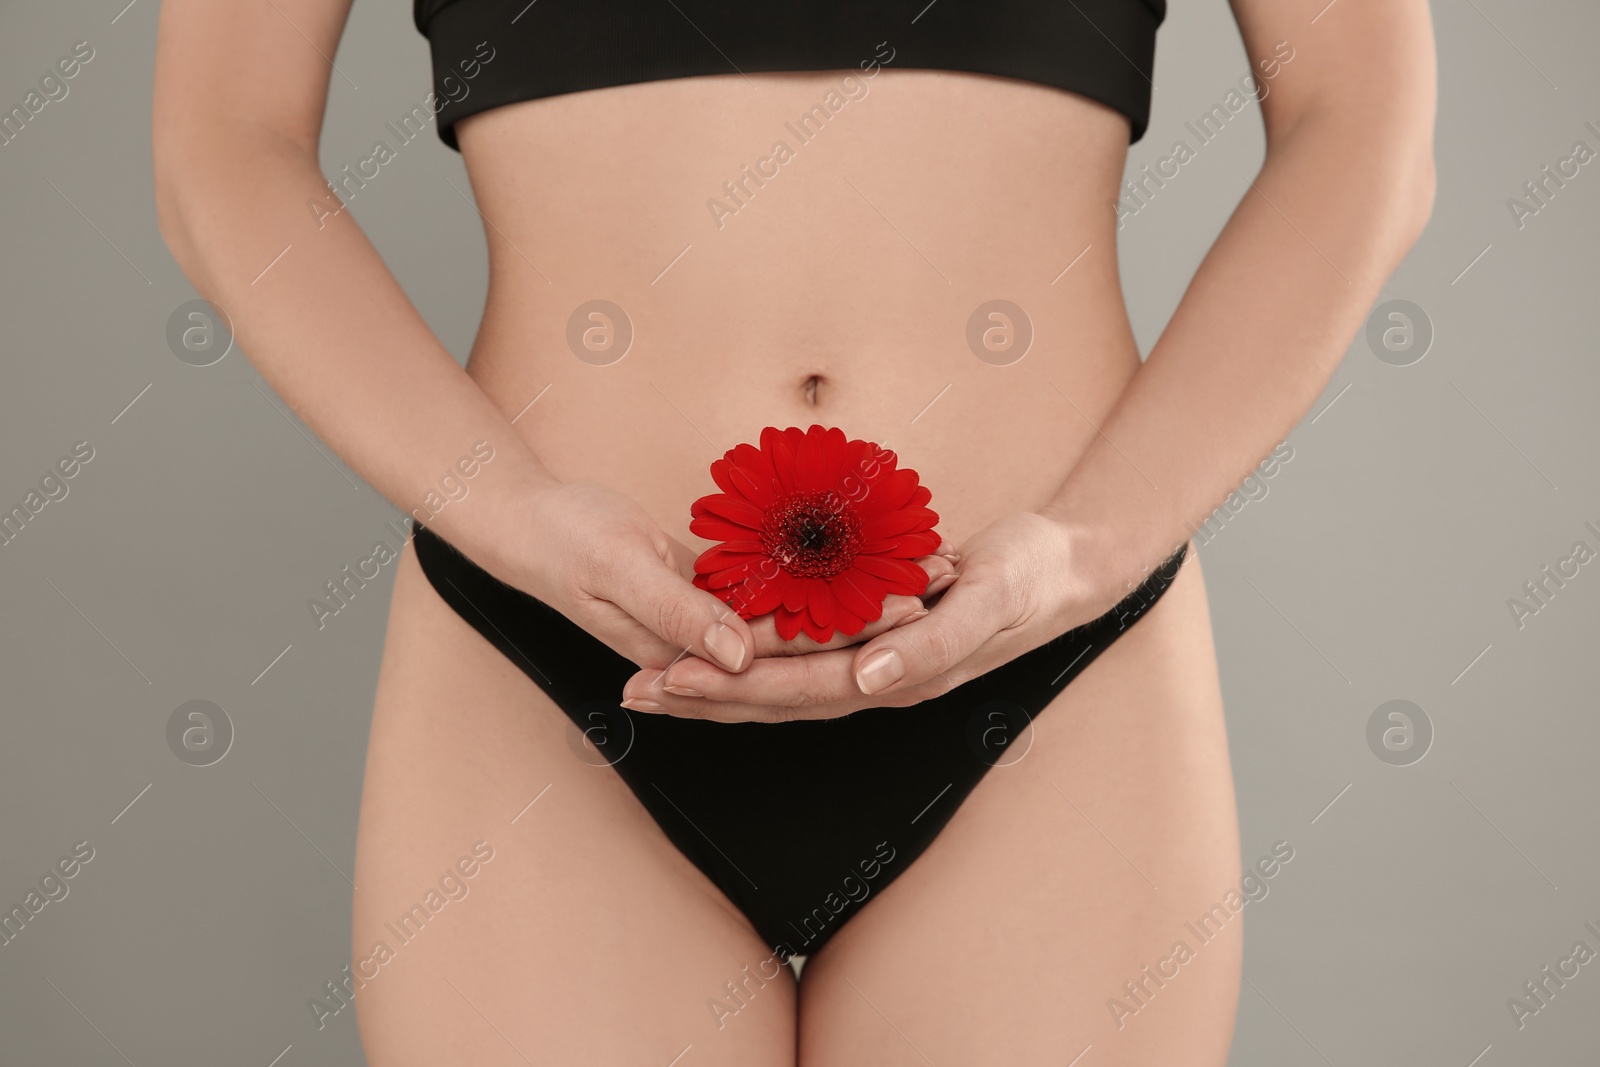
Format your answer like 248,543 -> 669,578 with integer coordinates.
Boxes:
454,69 -> 1140,546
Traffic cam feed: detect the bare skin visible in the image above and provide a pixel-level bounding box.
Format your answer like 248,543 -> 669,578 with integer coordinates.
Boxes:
352,536 -> 1235,1065
153,0 -> 1434,1062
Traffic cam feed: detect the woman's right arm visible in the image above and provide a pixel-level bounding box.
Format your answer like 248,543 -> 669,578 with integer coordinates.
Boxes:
151,0 -> 762,673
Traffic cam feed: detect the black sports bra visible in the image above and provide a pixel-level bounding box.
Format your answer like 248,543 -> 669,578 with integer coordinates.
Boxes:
413,0 -> 1165,152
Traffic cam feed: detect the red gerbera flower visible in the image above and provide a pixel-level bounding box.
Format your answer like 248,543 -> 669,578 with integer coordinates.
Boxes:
690,425 -> 940,643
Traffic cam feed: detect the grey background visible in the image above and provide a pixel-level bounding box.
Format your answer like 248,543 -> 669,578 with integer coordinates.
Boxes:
2,0 -> 1597,1064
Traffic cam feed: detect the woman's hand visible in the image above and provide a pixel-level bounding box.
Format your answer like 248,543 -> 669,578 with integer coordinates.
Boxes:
503,480 -> 761,673
617,511 -> 1132,722
503,480 -> 960,677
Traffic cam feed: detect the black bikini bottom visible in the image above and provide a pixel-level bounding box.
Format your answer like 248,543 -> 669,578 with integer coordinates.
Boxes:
411,524 -> 1186,962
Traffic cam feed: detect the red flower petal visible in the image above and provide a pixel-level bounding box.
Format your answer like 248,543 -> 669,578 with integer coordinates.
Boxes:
689,517 -> 764,542
734,578 -> 786,617
782,579 -> 808,613
693,493 -> 765,529
762,427 -> 799,493
709,459 -> 743,500
689,426 -> 938,638
852,554 -> 930,593
857,466 -> 920,515
833,606 -> 867,636
800,613 -> 834,643
704,563 -> 765,590
797,425 -> 848,493
829,570 -> 886,621
774,606 -> 806,641
844,568 -> 889,603
722,445 -> 779,506
693,544 -> 766,575
891,529 -> 943,557
863,507 -> 939,540
807,578 -> 835,629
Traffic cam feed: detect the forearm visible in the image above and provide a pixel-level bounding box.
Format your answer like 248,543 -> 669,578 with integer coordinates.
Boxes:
1042,109 -> 1435,605
155,126 -> 557,580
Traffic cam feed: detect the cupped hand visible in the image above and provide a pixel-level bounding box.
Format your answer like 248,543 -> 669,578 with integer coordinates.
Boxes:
509,480 -> 959,678
510,480 -> 760,673
618,511 -> 1132,722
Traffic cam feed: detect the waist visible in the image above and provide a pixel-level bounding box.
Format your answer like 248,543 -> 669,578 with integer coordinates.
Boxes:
455,70 -> 1140,545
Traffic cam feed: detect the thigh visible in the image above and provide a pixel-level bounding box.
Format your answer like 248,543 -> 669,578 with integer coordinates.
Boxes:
796,552 -> 1241,1066
351,546 -> 797,1067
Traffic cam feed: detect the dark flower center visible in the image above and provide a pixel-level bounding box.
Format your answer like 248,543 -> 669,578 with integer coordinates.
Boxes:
761,491 -> 863,579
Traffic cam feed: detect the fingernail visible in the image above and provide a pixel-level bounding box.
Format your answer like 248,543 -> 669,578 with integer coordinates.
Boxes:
703,621 -> 746,672
939,551 -> 961,564
663,684 -> 704,697
621,697 -> 663,712
896,608 -> 929,626
926,572 -> 958,595
855,648 -> 904,695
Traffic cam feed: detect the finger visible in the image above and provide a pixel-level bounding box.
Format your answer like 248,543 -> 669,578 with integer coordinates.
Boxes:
625,642 -> 858,707
624,644 -> 873,719
620,688 -> 864,722
620,552 -> 961,696
743,553 -> 956,658
747,592 -> 931,658
620,666 -> 954,722
639,556 -> 962,697
917,553 -> 960,602
595,549 -> 755,673
849,568 -> 1017,697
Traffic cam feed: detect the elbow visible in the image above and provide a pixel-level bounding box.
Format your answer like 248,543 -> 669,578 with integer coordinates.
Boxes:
1395,141 -> 1437,253
152,185 -> 189,273
152,127 -> 198,276
151,116 -> 317,283
1269,102 -> 1437,267
1353,120 -> 1437,272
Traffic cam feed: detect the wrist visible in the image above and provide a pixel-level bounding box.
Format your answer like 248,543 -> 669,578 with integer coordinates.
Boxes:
432,460 -> 564,592
1037,502 -> 1195,625
1035,506 -> 1136,621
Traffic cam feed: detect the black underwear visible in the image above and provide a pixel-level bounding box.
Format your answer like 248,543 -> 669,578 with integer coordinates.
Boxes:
411,524 -> 1185,961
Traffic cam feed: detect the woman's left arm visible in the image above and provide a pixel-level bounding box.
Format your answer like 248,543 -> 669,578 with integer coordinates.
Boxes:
621,0 -> 1436,720
1037,0 -> 1437,608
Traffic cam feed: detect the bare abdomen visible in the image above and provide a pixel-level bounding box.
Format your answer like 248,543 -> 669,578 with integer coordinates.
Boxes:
455,69 -> 1142,545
